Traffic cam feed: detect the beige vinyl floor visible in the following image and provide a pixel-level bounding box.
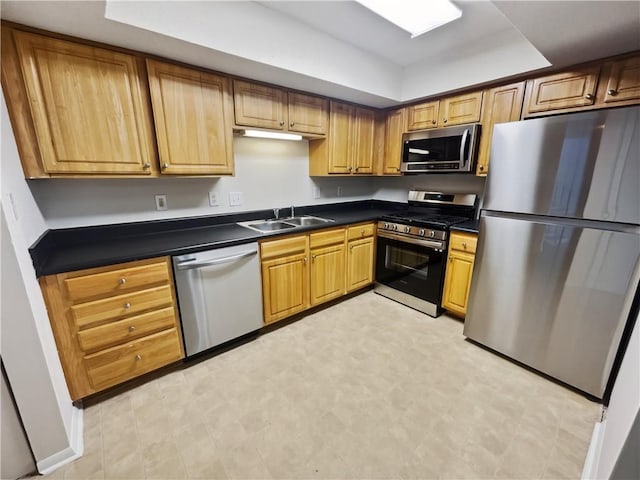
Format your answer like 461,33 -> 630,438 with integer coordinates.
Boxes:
35,291 -> 601,480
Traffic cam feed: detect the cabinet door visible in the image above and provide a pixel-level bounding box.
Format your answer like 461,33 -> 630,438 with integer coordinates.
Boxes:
261,253 -> 309,324
442,250 -> 475,317
13,31 -> 156,175
523,66 -> 600,117
146,60 -> 234,175
406,101 -> 439,131
347,237 -> 374,292
601,56 -> 640,104
287,92 -> 328,135
353,107 -> 375,174
382,107 -> 406,174
476,82 -> 525,176
440,91 -> 483,127
328,101 -> 354,174
310,243 -> 345,306
233,80 -> 285,130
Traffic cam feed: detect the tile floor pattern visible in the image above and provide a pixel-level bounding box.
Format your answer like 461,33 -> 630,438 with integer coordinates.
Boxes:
35,292 -> 601,480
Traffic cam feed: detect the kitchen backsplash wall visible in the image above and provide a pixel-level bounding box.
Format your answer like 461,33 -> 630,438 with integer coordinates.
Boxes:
373,174 -> 486,202
28,138 -> 376,229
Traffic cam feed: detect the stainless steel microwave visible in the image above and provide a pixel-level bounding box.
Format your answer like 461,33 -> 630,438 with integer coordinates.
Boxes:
401,124 -> 480,173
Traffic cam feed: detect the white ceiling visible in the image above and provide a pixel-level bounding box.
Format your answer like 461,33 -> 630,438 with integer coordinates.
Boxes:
1,1 -> 639,108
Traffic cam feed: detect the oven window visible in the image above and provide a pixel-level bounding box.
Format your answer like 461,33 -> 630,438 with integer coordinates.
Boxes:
385,246 -> 431,280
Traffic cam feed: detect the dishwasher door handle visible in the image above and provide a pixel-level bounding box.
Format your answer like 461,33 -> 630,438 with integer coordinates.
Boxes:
175,250 -> 257,270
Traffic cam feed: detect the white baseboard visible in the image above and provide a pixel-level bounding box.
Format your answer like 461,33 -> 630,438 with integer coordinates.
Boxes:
36,406 -> 84,475
582,420 -> 606,479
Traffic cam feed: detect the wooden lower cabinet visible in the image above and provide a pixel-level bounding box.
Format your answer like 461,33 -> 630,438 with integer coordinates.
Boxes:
261,251 -> 310,324
38,257 -> 184,400
442,232 -> 478,317
310,243 -> 346,305
346,223 -> 375,292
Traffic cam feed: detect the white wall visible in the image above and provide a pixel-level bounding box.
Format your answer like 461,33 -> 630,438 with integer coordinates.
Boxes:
373,173 -> 486,203
1,94 -> 81,471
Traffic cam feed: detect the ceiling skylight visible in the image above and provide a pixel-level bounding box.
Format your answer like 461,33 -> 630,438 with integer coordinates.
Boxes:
356,0 -> 462,38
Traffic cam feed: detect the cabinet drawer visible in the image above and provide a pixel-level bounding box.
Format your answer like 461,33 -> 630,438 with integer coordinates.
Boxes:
261,235 -> 307,260
347,223 -> 375,241
77,306 -> 176,353
64,261 -> 170,303
71,285 -> 173,330
85,328 -> 182,390
449,232 -> 477,254
309,228 -> 345,248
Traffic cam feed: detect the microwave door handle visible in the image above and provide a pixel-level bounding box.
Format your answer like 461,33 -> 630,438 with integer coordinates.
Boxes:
459,128 -> 470,166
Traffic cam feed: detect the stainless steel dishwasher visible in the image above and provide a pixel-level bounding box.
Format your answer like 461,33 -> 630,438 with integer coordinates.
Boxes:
172,242 -> 263,357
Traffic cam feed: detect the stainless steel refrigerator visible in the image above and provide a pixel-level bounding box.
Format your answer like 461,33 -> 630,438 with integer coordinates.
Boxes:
464,106 -> 640,399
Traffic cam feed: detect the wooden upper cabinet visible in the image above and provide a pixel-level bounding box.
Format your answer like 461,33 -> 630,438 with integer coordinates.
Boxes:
287,92 -> 328,135
523,66 -> 601,117
382,107 -> 406,174
440,91 -> 483,126
12,31 -> 156,175
476,82 -> 525,176
327,101 -> 354,173
599,55 -> 640,105
353,107 -> 375,174
406,100 -> 439,131
233,79 -> 286,130
146,60 -> 234,175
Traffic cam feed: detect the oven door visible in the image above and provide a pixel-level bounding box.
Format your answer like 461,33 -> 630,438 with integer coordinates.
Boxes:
374,231 -> 446,316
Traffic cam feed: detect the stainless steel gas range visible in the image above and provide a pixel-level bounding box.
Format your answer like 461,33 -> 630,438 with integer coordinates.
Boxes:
374,191 -> 477,317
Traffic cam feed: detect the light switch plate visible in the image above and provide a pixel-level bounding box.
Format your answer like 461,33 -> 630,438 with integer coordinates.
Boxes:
155,194 -> 168,211
208,192 -> 219,207
229,192 -> 243,206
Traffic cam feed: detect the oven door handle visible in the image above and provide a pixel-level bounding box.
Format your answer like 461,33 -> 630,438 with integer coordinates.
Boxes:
377,230 -> 445,250
460,128 -> 470,167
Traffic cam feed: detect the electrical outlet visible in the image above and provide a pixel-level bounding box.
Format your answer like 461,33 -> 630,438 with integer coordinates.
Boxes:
337,186 -> 343,197
208,192 -> 219,207
155,194 -> 168,211
229,192 -> 243,206
313,187 -> 321,199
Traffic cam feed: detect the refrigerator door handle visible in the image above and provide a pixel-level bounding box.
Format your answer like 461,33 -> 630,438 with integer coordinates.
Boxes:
460,128 -> 470,167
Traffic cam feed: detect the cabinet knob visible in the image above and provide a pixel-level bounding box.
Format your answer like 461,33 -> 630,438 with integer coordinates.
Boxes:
396,167 -> 400,172
162,163 -> 169,169
355,166 -> 359,172
142,163 -> 150,169
303,257 -> 307,264
311,254 -> 316,262
361,230 -> 365,236
118,277 -> 126,285
350,245 -> 354,251
124,302 -> 131,309
290,122 -> 294,127
128,325 -> 136,333
607,89 -> 618,96
279,121 -> 285,127
432,120 -> 436,124
462,242 -> 467,248
479,165 -> 485,171
348,166 -> 353,172
135,354 -> 142,361
584,93 -> 594,100
443,118 -> 448,123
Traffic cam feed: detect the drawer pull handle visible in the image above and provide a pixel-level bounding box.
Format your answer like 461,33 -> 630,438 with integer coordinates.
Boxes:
607,89 -> 617,96
135,354 -> 142,361
142,163 -> 150,170
128,325 -> 136,333
124,302 -> 131,309
584,93 -> 594,100
119,277 -> 126,285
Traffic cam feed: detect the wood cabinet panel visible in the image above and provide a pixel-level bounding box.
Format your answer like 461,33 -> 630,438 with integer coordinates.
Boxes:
287,92 -> 328,135
260,235 -> 307,260
476,82 -> 525,175
310,243 -> 346,306
85,328 -> 182,391
327,101 -> 353,173
353,107 -> 375,174
440,91 -> 483,126
146,60 -> 234,175
347,223 -> 375,241
261,252 -> 309,324
407,101 -> 439,131
523,66 -> 600,116
601,55 -> 640,104
442,251 -> 475,317
13,31 -> 156,175
233,79 -> 285,130
309,228 -> 345,249
382,107 -> 406,174
449,231 -> 478,254
347,236 -> 374,292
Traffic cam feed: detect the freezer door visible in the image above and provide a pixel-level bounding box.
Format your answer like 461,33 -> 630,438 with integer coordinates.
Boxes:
464,214 -> 640,398
484,106 -> 640,225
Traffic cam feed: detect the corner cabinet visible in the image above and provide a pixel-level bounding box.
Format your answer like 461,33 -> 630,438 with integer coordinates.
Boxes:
38,257 -> 184,400
442,231 -> 478,317
309,101 -> 375,175
146,60 -> 235,175
5,29 -> 158,177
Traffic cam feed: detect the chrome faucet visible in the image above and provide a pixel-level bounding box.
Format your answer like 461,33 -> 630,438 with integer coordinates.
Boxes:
273,208 -> 279,220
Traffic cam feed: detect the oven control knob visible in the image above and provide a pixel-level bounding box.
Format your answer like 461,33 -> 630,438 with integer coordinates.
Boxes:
392,224 -> 398,231
429,231 -> 436,238
418,229 -> 425,236
383,223 -> 389,230
405,226 -> 411,233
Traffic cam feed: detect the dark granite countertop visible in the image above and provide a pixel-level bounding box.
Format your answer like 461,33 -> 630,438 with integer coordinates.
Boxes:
30,200 -> 403,277
450,219 -> 480,234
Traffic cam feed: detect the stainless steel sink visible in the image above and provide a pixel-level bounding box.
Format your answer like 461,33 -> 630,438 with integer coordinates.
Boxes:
238,215 -> 333,233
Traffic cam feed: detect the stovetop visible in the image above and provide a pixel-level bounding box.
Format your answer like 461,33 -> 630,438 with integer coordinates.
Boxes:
381,212 -> 472,230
